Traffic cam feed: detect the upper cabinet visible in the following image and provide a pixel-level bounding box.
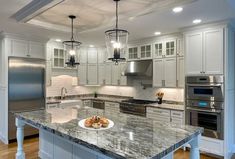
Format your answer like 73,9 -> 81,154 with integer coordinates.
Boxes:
87,48 -> 98,64
128,46 -> 138,60
140,44 -> 152,59
127,44 -> 152,60
153,39 -> 176,58
10,39 -> 46,59
185,28 -> 224,75
53,48 -> 65,68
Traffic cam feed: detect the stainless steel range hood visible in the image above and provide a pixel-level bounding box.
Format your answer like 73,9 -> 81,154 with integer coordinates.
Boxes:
124,60 -> 152,77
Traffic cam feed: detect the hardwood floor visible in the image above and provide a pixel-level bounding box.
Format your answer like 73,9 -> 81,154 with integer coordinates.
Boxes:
0,138 -> 217,159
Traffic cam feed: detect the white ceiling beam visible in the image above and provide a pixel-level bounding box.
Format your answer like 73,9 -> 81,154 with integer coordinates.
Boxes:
11,0 -> 64,22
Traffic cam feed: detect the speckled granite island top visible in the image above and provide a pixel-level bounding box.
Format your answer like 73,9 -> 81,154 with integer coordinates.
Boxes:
15,107 -> 203,159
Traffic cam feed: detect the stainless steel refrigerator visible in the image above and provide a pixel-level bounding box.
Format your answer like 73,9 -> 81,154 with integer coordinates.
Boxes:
8,57 -> 45,141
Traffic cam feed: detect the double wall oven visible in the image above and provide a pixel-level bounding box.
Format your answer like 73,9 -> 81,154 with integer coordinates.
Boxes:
185,76 -> 224,139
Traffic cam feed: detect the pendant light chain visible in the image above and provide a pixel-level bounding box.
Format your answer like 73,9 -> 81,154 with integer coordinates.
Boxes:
116,0 -> 118,41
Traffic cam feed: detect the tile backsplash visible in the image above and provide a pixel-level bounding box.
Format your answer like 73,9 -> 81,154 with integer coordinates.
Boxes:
47,75 -> 184,102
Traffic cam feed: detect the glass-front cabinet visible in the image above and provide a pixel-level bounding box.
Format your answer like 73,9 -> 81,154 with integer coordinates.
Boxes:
140,44 -> 152,59
128,47 -> 138,60
53,48 -> 65,68
154,39 -> 176,58
154,43 -> 163,58
166,40 -> 176,57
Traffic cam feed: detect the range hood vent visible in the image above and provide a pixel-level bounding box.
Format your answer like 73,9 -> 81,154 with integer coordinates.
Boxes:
124,60 -> 152,77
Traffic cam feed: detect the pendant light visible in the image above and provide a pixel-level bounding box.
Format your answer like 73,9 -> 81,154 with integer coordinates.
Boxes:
63,15 -> 82,67
105,0 -> 129,64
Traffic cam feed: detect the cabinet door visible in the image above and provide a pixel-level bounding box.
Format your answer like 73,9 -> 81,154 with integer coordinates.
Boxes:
119,63 -> 127,86
46,60 -> 52,86
204,28 -> 224,74
11,39 -> 28,57
79,48 -> 87,64
140,45 -> 152,59
153,59 -> 164,87
87,64 -> 98,85
105,63 -> 112,85
98,64 -> 105,85
111,64 -> 119,85
98,48 -> 106,63
185,32 -> 203,75
154,42 -> 163,58
177,57 -> 185,88
128,47 -> 138,60
87,48 -> 97,64
164,58 -> 176,87
165,40 -> 176,57
176,38 -> 184,56
29,42 -> 45,59
78,64 -> 87,85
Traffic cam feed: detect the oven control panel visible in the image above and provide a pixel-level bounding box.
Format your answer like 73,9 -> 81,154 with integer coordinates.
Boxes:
186,100 -> 224,110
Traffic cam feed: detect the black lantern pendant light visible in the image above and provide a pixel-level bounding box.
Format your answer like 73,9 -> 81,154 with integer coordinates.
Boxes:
63,15 -> 82,67
105,0 -> 129,64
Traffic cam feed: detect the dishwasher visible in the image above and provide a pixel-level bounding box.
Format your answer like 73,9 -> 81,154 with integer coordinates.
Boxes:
92,100 -> 105,109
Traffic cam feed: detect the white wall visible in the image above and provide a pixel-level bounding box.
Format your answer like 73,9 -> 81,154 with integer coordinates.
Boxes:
47,75 -> 184,102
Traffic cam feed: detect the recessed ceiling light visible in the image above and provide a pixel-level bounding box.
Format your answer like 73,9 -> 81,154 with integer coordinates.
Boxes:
55,39 -> 62,42
154,32 -> 161,36
172,7 -> 183,13
89,45 -> 94,47
193,19 -> 202,24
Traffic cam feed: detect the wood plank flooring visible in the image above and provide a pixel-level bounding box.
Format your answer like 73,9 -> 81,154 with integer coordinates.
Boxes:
0,138 -> 217,159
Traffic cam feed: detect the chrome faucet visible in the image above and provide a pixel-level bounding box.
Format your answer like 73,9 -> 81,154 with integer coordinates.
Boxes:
61,87 -> 68,100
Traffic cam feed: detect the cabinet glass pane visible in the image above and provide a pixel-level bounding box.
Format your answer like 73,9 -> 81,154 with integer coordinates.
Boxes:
171,42 -> 174,47
59,59 -> 64,67
141,52 -> 145,58
141,46 -> 145,52
54,58 -> 59,67
54,49 -> 58,57
59,50 -> 64,58
134,47 -> 137,53
146,51 -> 151,57
146,45 -> 151,51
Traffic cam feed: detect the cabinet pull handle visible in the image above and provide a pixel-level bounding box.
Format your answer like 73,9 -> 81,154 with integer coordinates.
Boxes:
176,80 -> 179,87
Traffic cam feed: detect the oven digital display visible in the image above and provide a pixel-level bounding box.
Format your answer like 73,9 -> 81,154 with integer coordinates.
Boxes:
194,88 -> 213,95
198,102 -> 207,107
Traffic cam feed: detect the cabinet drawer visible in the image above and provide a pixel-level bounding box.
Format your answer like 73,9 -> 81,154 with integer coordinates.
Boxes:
147,107 -> 170,116
105,102 -> 119,107
171,117 -> 183,125
147,113 -> 171,122
171,110 -> 184,119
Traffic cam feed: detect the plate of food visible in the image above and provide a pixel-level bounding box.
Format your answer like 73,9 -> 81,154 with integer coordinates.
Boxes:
78,116 -> 114,130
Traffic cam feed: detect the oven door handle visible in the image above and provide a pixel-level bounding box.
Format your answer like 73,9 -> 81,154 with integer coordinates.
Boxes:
186,107 -> 221,113
186,84 -> 222,87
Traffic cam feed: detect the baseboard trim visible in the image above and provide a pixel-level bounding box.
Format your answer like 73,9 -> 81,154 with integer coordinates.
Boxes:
0,132 -> 8,144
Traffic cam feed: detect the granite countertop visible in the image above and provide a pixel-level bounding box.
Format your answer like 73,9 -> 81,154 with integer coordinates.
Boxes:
15,107 -> 202,159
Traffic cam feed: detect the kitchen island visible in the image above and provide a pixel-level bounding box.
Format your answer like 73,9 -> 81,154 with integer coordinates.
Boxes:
14,106 -> 203,159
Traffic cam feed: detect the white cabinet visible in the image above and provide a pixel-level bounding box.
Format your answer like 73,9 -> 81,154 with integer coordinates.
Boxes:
164,58 -> 177,87
203,29 -> 224,74
53,48 -> 65,68
147,107 -> 171,122
119,63 -> 127,86
29,42 -> 45,59
87,48 -> 97,64
10,39 -> 45,59
177,56 -> 184,88
153,59 -> 164,87
105,63 -> 112,85
200,137 -> 224,156
140,44 -> 152,59
79,48 -> 87,64
154,39 -> 177,58
10,39 -> 29,57
185,32 -> 203,74
98,64 -> 105,85
105,102 -> 120,113
78,64 -> 87,85
185,28 -> 224,75
147,107 -> 184,125
98,48 -> 107,63
153,58 -> 177,87
111,64 -> 120,85
87,64 -> 98,85
128,46 -> 138,60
